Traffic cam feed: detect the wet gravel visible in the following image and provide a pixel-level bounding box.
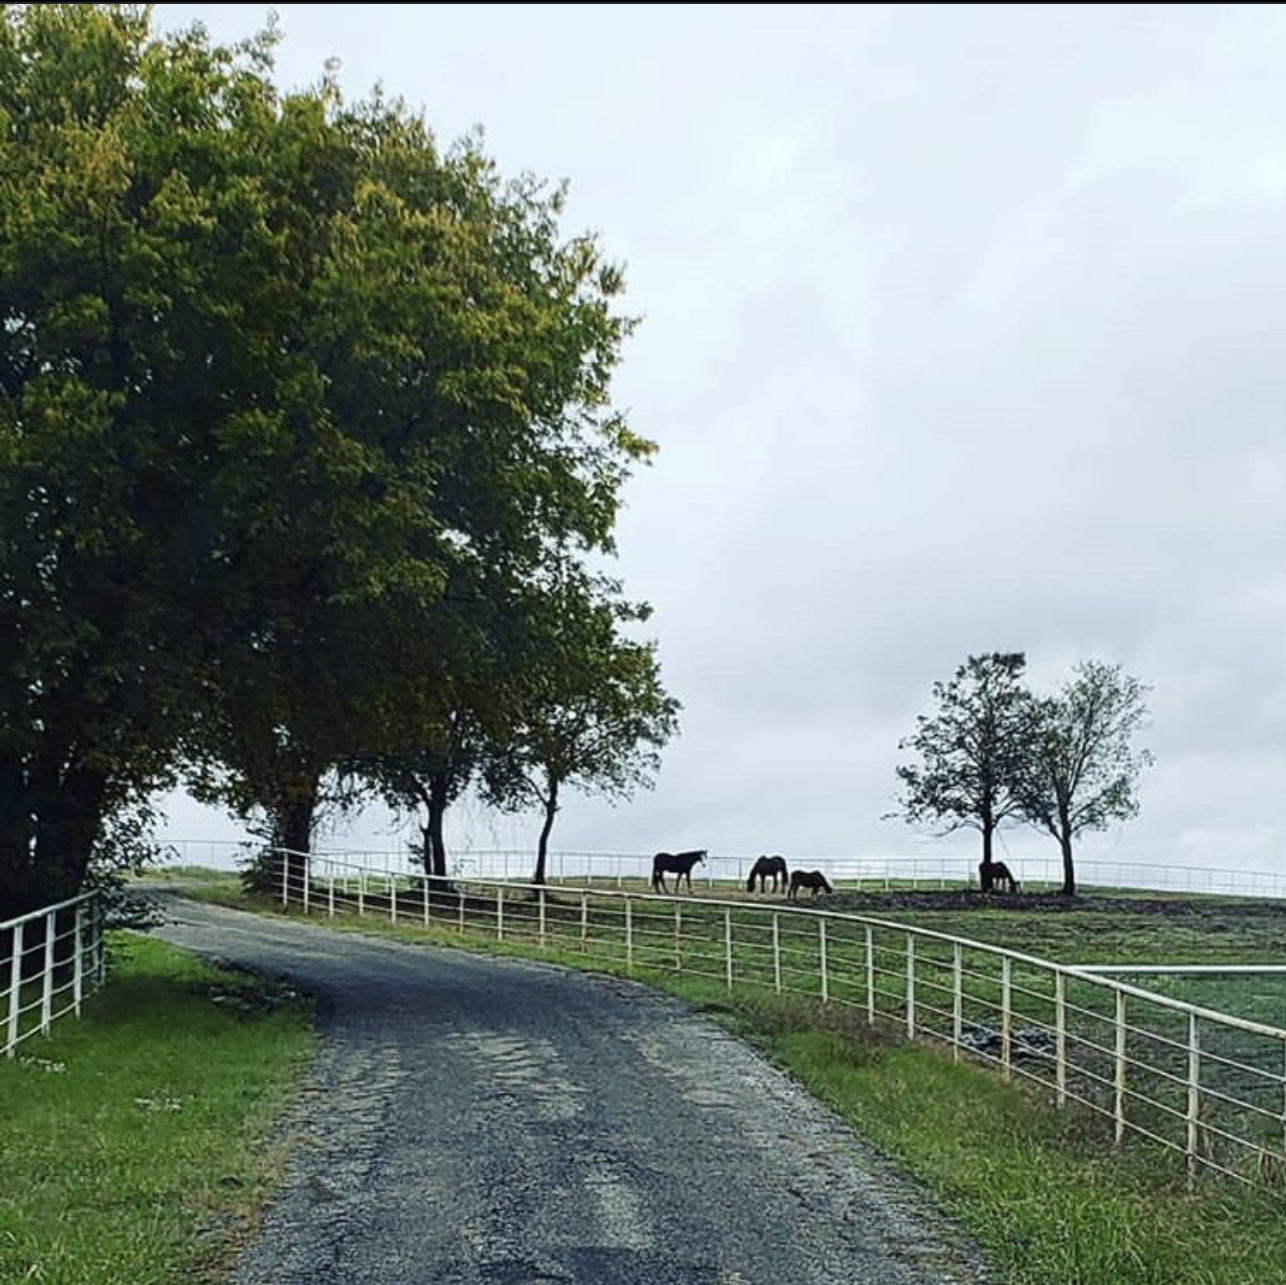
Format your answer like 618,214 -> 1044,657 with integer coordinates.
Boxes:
152,896 -> 988,1285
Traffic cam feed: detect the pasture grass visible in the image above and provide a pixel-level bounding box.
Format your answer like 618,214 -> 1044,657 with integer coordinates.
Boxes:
0,933 -> 314,1285
178,871 -> 1286,1285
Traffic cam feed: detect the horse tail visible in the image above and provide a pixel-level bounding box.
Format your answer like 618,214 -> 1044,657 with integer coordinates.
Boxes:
821,874 -> 833,893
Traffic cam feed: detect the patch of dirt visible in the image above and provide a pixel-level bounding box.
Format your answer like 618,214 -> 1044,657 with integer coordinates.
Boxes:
818,889 -> 1286,919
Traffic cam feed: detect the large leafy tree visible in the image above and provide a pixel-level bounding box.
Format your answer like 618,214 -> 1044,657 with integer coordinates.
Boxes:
1016,662 -> 1152,896
0,6 -> 297,912
894,652 -> 1035,888
482,574 -> 679,884
0,6 -> 654,912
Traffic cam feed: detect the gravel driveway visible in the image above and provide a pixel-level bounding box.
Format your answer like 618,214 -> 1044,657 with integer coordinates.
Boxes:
152,895 -> 988,1285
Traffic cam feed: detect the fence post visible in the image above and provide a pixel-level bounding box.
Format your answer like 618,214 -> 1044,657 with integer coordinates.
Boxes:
625,897 -> 634,971
302,861 -> 310,916
1001,957 -> 1012,1080
616,854 -> 623,888
94,898 -> 106,985
772,913 -> 782,994
905,936 -> 916,1039
1055,972 -> 1067,1107
328,876 -> 336,919
73,902 -> 85,1016
389,876 -> 397,924
819,919 -> 828,1002
539,887 -> 547,949
724,907 -> 733,989
952,942 -> 963,1061
280,851 -> 289,908
422,875 -> 430,927
457,885 -> 465,934
1186,1012 -> 1200,1177
1114,989 -> 1127,1144
7,920 -> 23,1055
358,872 -> 365,918
865,924 -> 875,1024
673,901 -> 681,971
497,885 -> 504,941
580,891 -> 588,951
40,908 -> 55,1035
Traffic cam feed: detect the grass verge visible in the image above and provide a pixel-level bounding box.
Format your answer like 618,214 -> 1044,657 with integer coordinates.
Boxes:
0,932 -> 314,1285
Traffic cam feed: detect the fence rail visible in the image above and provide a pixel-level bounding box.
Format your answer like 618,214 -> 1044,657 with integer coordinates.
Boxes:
165,838 -> 1286,902
1,891 -> 107,1057
271,849 -> 1286,1194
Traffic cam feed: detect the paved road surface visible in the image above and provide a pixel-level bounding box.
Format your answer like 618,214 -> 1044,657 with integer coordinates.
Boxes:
152,896 -> 988,1285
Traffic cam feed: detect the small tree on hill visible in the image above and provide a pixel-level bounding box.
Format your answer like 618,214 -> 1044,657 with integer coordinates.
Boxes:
483,577 -> 679,884
894,652 -> 1035,889
1016,661 -> 1152,896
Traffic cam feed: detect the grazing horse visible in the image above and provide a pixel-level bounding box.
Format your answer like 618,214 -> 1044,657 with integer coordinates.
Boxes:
788,869 -> 833,899
747,854 -> 788,893
980,861 -> 1021,894
652,849 -> 707,894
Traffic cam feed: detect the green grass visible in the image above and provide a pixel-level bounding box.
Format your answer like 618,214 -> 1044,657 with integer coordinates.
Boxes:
0,933 -> 314,1285
765,1023 -> 1286,1285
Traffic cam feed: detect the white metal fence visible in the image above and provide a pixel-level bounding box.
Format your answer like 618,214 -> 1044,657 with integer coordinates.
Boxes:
271,849 -> 1286,1193
1,891 -> 107,1057
162,838 -> 1286,901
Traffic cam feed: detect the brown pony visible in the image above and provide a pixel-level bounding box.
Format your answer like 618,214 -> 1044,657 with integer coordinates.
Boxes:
788,869 -> 833,899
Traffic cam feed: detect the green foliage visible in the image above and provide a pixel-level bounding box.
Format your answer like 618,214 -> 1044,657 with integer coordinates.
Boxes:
894,653 -> 1035,865
481,570 -> 680,879
0,5 -> 663,907
1017,662 -> 1153,893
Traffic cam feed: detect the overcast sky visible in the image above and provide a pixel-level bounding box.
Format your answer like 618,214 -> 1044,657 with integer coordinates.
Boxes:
152,4 -> 1286,877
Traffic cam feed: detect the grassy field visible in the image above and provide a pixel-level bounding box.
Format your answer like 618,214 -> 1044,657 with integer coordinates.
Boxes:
177,867 -> 1286,1284
0,933 -> 314,1285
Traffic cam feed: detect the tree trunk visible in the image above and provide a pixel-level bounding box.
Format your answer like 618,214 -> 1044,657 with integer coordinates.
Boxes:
424,775 -> 449,878
273,770 -> 319,900
0,756 -> 36,919
978,822 -> 996,892
1059,831 -> 1076,896
533,776 -> 559,885
31,763 -> 108,906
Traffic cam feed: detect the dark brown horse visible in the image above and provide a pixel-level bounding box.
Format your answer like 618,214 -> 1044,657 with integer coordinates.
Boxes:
788,869 -> 833,899
652,850 -> 706,893
980,861 -> 1021,894
747,854 -> 788,893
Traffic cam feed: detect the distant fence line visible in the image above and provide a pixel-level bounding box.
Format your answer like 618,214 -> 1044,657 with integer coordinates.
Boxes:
1,891 -> 107,1057
271,848 -> 1286,1194
163,838 -> 1286,901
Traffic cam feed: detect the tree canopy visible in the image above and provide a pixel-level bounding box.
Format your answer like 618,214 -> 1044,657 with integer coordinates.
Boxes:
481,571 -> 680,883
1015,662 -> 1152,895
894,652 -> 1034,886
0,5 -> 671,912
